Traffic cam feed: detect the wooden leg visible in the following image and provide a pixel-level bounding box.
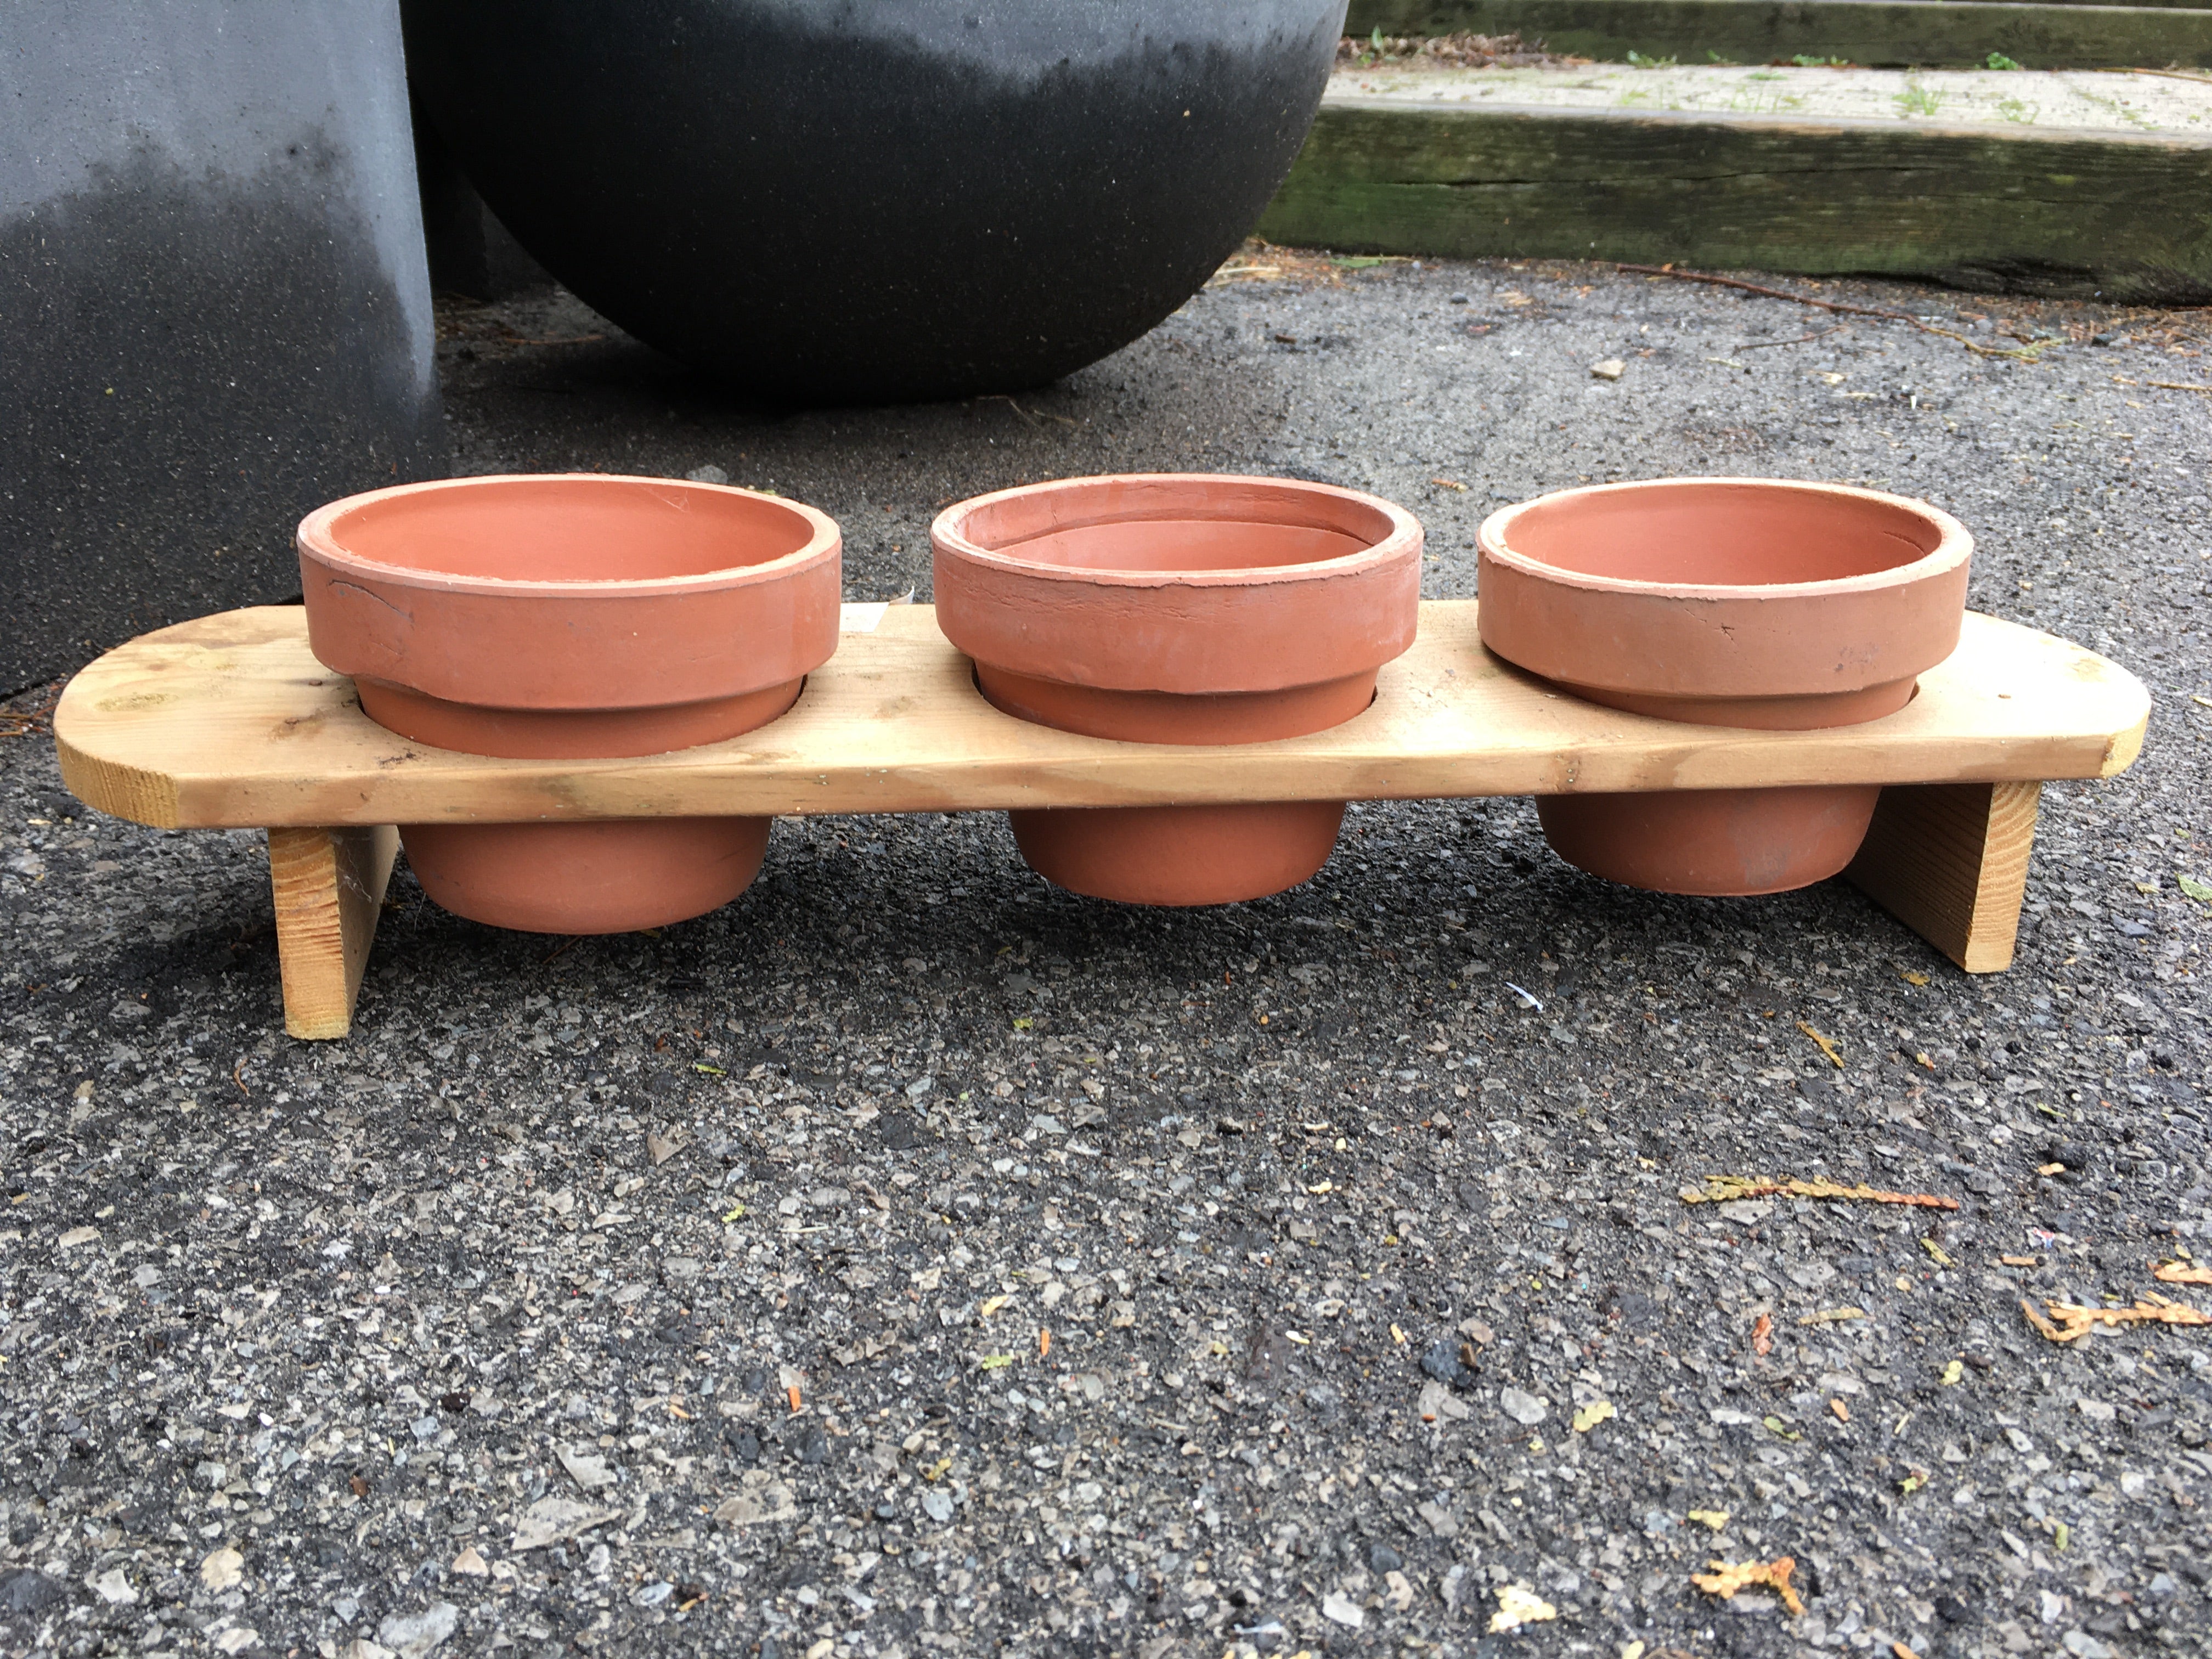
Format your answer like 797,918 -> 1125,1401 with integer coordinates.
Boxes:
1845,782 -> 2040,974
268,826 -> 399,1039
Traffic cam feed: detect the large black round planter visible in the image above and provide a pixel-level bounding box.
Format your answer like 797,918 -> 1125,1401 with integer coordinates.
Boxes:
403,0 -> 1346,404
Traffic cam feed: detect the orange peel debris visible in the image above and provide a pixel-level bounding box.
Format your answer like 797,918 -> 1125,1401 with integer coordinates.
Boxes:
1684,1175 -> 1957,1210
2022,1293 -> 2210,1343
1691,1556 -> 1805,1617
2152,1261 -> 2212,1285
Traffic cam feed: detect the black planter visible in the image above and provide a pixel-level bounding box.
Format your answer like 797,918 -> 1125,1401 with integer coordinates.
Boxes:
402,0 -> 1346,404
2,0 -> 444,690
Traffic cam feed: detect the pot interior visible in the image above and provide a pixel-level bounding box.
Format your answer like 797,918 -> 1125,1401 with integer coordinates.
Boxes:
1500,481 -> 1946,586
317,476 -> 817,583
953,478 -> 1401,576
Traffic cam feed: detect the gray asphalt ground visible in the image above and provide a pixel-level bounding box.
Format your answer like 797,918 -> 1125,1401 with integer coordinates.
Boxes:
3,252 -> 2210,1659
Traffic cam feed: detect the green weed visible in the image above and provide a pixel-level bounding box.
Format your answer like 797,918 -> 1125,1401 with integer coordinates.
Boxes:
1986,52 -> 2023,71
1895,78 -> 1945,117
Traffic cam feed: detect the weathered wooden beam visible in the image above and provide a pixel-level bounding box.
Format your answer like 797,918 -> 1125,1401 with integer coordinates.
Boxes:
1258,99 -> 2212,302
1345,0 -> 2212,68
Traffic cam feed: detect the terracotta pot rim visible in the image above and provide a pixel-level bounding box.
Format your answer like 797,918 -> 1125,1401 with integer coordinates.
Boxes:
298,472 -> 841,598
1477,477 -> 1970,601
932,472 -> 1421,589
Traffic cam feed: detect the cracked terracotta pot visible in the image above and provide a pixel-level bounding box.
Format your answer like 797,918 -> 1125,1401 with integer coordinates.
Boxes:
933,473 -> 1422,905
1477,478 -> 1971,896
299,473 -> 839,932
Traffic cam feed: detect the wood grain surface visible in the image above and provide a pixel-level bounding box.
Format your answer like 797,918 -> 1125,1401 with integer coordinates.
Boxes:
53,603 -> 2147,830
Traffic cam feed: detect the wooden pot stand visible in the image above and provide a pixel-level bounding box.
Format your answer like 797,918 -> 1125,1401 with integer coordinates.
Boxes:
55,603 -> 2148,1039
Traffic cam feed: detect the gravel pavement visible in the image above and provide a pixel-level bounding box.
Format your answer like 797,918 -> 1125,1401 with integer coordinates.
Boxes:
3,254 -> 2210,1659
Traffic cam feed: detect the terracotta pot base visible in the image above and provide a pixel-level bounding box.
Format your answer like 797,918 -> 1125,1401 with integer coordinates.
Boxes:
359,672 -> 805,932
399,817 -> 770,934
1012,801 -> 1345,907
977,664 -> 1369,905
1556,678 -> 1916,732
976,665 -> 1372,905
357,678 -> 803,759
1532,672 -> 1908,895
1537,785 -> 1881,897
976,665 -> 1373,744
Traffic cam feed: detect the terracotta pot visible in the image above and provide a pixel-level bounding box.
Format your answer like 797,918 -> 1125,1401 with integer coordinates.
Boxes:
1477,478 -> 1971,896
933,473 -> 1422,905
299,473 -> 839,932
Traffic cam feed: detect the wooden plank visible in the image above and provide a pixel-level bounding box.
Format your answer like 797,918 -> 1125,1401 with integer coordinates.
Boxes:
268,825 -> 398,1039
53,603 -> 2146,829
1847,780 -> 2040,972
1258,98 -> 2212,302
1345,0 -> 2212,68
